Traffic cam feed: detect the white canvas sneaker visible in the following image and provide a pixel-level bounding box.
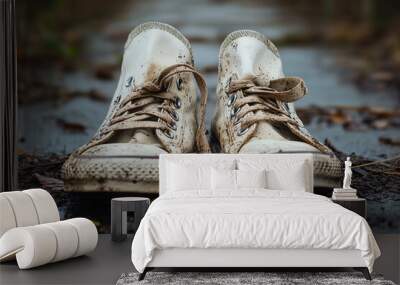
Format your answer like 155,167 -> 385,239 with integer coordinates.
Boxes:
62,22 -> 210,193
212,30 -> 341,187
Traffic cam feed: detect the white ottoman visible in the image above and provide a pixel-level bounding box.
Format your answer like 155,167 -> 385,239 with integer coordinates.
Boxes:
0,189 -> 98,269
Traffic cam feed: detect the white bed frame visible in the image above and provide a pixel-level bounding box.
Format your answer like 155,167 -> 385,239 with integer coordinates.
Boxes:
139,154 -> 371,280
148,248 -> 365,268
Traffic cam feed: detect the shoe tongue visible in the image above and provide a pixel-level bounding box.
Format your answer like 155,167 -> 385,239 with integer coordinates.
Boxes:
130,129 -> 159,144
251,113 -> 299,142
239,72 -> 298,142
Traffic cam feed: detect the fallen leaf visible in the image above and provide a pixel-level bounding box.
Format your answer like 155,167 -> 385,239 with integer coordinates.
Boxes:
87,90 -> 109,102
94,63 -> 118,80
370,71 -> 395,82
343,121 -> 368,131
201,65 -> 218,74
362,106 -> 400,118
372,119 -> 390,129
379,137 -> 400,146
56,119 -> 86,133
328,111 -> 350,125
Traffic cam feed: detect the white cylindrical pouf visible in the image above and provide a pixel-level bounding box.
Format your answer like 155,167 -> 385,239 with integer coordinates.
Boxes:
0,188 -> 98,269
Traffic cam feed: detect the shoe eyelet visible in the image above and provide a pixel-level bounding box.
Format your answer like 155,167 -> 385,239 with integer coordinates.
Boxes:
168,121 -> 177,131
163,129 -> 174,139
237,127 -> 249,136
174,97 -> 182,109
230,106 -> 241,119
230,109 -> 235,119
225,77 -> 232,93
227,94 -> 236,107
171,110 -> 179,121
114,94 -> 121,104
125,76 -> 133,87
176,78 -> 183,91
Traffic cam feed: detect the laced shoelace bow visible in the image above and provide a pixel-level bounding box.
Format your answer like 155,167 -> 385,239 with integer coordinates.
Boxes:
77,64 -> 210,155
226,75 -> 331,153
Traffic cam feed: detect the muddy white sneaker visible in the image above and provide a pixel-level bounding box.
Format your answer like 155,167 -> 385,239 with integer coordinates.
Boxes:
62,22 -> 210,193
212,30 -> 341,187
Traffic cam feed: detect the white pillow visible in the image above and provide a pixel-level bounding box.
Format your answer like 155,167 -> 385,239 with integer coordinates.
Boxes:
237,158 -> 312,192
211,168 -> 236,190
165,158 -> 237,193
167,163 -> 211,191
266,167 -> 307,192
236,169 -> 267,189
211,169 -> 267,191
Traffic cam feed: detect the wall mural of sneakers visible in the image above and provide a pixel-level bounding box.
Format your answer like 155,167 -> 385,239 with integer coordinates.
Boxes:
16,0 -> 400,238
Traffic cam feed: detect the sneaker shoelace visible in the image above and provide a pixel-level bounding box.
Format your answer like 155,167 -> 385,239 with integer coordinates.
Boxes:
227,75 -> 331,154
77,64 -> 210,155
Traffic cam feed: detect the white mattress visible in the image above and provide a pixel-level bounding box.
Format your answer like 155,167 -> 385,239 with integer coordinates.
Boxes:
131,190 -> 380,273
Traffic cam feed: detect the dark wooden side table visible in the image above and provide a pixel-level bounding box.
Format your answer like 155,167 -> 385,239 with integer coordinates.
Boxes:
111,197 -> 150,242
331,198 -> 366,218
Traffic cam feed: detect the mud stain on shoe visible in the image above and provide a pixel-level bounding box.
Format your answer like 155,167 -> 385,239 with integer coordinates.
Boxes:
144,63 -> 160,82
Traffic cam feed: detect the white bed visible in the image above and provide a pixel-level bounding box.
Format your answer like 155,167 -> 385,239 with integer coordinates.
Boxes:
131,154 -> 380,280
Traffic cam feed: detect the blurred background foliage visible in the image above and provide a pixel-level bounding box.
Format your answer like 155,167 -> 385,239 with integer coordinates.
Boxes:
17,0 -> 400,80
17,0 -> 128,64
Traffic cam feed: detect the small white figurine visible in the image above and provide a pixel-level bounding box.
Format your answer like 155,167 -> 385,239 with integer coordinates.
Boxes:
343,157 -> 352,189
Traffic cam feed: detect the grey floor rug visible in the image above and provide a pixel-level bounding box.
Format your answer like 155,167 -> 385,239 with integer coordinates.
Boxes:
116,272 -> 395,285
